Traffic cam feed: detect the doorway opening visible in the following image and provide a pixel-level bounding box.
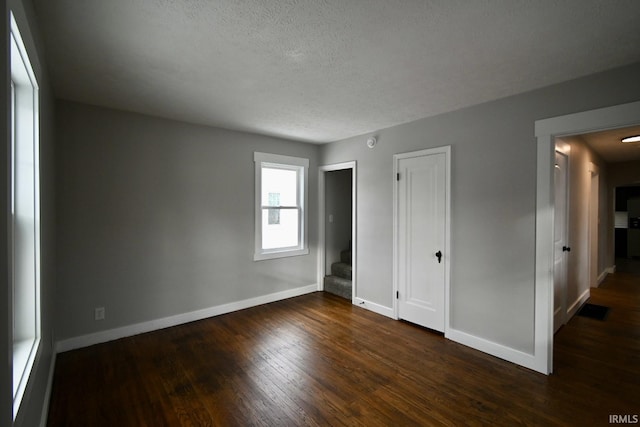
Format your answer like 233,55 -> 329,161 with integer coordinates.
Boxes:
318,162 -> 356,302
551,135 -> 603,335
535,100 -> 640,374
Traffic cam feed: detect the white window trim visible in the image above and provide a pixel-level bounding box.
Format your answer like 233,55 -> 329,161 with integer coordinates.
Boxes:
10,11 -> 41,418
254,152 -> 309,261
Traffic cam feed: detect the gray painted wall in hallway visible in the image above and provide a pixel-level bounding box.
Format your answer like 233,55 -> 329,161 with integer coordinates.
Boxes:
319,62 -> 640,354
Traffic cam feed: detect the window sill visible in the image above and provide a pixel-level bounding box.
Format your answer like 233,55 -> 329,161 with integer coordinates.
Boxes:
13,337 -> 40,417
254,248 -> 309,261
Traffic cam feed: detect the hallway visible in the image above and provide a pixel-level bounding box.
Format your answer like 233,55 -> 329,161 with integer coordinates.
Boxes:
615,258 -> 640,276
553,267 -> 639,421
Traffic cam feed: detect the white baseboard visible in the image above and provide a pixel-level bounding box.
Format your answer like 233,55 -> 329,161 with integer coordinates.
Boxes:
607,265 -> 616,274
567,288 -> 590,320
353,297 -> 394,318
39,351 -> 57,427
56,284 -> 317,353
446,328 -> 544,374
553,306 -> 562,332
596,270 -> 608,286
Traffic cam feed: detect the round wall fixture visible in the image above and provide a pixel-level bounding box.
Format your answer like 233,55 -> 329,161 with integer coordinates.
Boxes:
366,136 -> 377,148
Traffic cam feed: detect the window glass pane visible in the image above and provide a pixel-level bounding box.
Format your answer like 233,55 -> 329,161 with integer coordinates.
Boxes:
14,127 -> 36,342
267,193 -> 280,224
262,208 -> 299,249
262,167 -> 297,206
10,13 -> 41,413
12,54 -> 37,347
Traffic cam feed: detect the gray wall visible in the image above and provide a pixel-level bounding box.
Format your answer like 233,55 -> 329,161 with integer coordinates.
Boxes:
56,101 -> 319,341
2,0 -> 57,426
324,169 -> 352,273
320,62 -> 640,355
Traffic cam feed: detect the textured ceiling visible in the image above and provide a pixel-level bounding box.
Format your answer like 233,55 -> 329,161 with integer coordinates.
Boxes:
34,0 -> 640,143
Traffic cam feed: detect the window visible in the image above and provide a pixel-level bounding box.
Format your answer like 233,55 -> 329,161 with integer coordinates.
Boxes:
10,12 -> 41,417
267,193 -> 280,224
254,152 -> 309,260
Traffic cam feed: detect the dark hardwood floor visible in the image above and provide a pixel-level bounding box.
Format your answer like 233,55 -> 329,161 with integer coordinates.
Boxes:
48,273 -> 639,426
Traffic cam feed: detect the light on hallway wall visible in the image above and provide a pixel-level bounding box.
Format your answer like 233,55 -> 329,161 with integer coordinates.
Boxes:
366,136 -> 377,148
555,140 -> 571,154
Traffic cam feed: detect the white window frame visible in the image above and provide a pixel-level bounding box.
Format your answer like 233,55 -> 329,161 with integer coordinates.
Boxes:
254,152 -> 309,261
10,11 -> 41,418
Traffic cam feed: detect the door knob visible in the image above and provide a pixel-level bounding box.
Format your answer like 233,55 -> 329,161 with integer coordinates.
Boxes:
435,250 -> 442,263
562,246 -> 571,252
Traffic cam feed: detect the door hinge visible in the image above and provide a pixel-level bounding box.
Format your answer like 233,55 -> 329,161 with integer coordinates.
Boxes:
397,173 -> 400,181
396,291 -> 399,299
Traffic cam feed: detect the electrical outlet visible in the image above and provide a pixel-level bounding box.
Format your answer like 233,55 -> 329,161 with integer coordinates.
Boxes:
94,307 -> 105,321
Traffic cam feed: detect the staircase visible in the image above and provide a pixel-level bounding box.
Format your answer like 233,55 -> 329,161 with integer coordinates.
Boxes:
323,247 -> 352,299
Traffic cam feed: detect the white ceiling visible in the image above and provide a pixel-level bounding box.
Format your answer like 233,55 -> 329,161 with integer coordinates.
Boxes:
34,0 -> 640,143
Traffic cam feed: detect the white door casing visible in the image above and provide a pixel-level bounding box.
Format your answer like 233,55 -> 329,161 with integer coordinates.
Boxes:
535,100 -> 640,375
394,147 -> 450,332
553,150 -> 569,333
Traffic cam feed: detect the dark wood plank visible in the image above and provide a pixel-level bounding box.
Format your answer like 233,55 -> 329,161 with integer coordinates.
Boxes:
47,271 -> 640,426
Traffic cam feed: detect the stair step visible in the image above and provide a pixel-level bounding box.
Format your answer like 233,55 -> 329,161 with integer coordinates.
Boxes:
331,262 -> 352,280
324,275 -> 352,300
340,249 -> 352,265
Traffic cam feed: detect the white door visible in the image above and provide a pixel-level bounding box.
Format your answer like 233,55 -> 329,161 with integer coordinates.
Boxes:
553,150 -> 569,333
395,148 -> 448,332
589,165 -> 599,287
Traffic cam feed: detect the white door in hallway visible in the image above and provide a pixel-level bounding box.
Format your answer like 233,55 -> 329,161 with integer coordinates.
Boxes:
395,147 -> 449,332
554,150 -> 569,332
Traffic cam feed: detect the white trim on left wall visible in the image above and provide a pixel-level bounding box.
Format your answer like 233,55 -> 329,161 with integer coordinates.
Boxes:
55,284 -> 317,353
